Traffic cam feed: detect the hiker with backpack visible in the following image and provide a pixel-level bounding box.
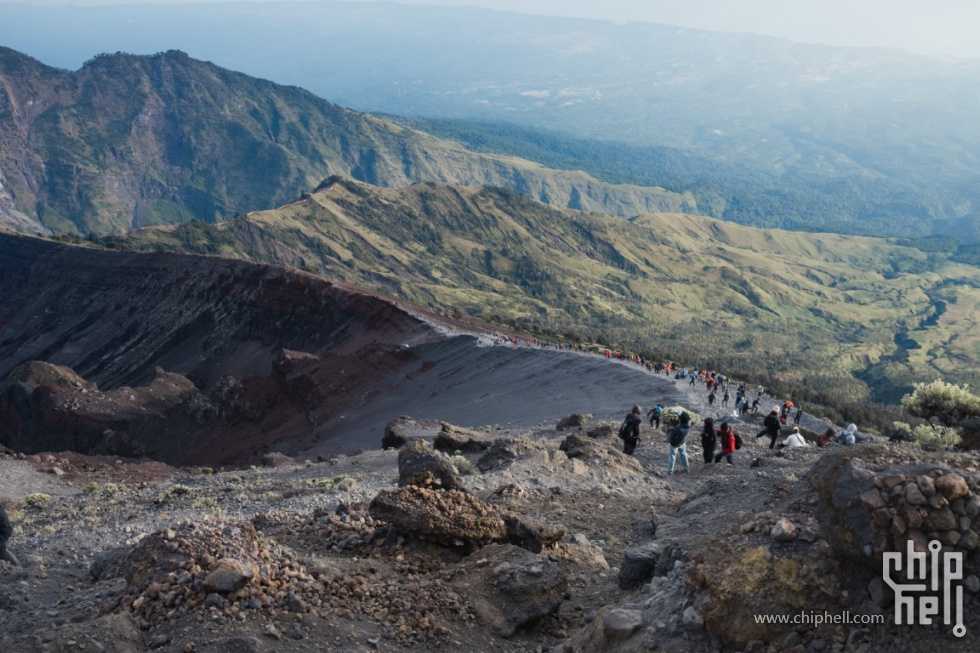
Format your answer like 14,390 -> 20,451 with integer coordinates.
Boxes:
700,417 -> 716,464
619,405 -> 643,455
647,403 -> 663,428
794,405 -> 803,426
836,423 -> 858,446
755,407 -> 782,449
713,421 -> 738,465
707,390 -> 716,406
722,388 -> 731,407
667,411 -> 692,476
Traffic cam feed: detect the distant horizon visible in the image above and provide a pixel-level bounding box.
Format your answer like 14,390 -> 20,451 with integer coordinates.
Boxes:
8,0 -> 980,59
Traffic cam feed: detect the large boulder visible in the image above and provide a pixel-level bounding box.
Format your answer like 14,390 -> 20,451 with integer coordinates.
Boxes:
369,486 -> 507,548
557,413 -> 588,431
558,434 -> 643,473
618,542 -> 662,590
453,544 -> 568,637
477,438 -> 527,472
397,439 -> 464,491
381,415 -> 443,450
586,424 -> 614,439
433,422 -> 494,454
271,349 -> 323,410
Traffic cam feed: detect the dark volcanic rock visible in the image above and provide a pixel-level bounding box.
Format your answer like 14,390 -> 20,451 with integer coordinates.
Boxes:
586,424 -> 614,439
618,542 -> 662,590
502,513 -> 544,554
556,413 -> 587,431
397,439 -> 465,491
454,543 -> 568,637
0,235 -> 433,464
0,362 -> 198,458
381,416 -> 442,450
433,422 -> 494,454
477,439 -> 522,472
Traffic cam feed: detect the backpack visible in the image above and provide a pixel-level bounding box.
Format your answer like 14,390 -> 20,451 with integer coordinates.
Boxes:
668,425 -> 686,447
618,420 -> 630,440
734,432 -> 744,450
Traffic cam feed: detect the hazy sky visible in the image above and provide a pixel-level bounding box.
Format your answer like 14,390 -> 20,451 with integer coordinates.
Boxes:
364,0 -> 980,58
17,0 -> 980,58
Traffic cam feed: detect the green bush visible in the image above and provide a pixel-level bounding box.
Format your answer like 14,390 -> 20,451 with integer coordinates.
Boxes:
912,425 -> 962,450
24,493 -> 51,508
452,455 -> 480,476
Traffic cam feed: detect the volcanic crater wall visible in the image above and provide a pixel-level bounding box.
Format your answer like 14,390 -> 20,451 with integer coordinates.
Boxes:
0,234 -> 433,388
0,234 -> 437,462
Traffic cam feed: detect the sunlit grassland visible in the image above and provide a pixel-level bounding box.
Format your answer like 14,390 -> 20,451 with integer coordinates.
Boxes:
114,179 -> 980,419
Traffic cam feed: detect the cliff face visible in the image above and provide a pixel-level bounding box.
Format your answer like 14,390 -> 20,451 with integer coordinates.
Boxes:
0,47 -> 686,235
0,234 -> 436,462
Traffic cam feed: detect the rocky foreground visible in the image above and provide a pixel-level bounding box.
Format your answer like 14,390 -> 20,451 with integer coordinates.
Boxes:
2,376 -> 980,652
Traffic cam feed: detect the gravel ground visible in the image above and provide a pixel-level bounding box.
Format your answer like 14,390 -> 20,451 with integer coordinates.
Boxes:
0,354 -> 947,653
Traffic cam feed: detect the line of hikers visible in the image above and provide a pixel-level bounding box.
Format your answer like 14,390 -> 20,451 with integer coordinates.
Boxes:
619,403 -> 860,475
619,406 -> 744,475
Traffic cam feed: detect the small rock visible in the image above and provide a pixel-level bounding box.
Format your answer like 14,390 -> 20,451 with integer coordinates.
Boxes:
263,624 -> 281,640
603,609 -> 644,640
149,633 -> 170,649
935,473 -> 971,501
771,518 -> 798,542
203,593 -> 225,608
906,483 -> 928,506
49,467 -> 65,477
619,543 -> 661,590
782,630 -> 803,648
682,606 -> 704,631
868,577 -> 891,608
203,559 -> 254,593
571,533 -> 591,547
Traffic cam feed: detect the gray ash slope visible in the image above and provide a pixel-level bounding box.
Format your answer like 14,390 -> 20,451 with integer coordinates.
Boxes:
0,234 -> 684,463
304,337 -> 687,455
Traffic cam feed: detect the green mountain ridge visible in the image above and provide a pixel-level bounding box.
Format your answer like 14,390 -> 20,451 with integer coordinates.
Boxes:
0,47 -> 687,236
111,177 -> 980,422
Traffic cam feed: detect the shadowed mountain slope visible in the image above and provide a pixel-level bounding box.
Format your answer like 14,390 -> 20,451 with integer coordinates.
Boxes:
0,233 -> 685,463
0,47 -> 686,236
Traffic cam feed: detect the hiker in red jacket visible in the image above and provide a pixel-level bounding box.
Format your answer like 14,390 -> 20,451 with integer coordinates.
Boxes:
713,421 -> 736,465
